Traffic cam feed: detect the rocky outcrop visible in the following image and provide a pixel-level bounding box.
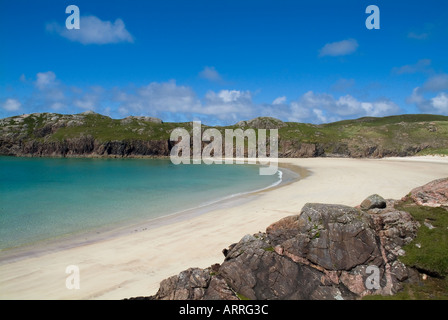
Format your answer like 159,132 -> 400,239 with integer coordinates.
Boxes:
150,266 -> 238,300
266,204 -> 383,271
405,178 -> 448,208
279,140 -> 325,158
236,117 -> 287,129
0,136 -> 171,157
120,116 -> 163,125
147,194 -> 423,300
1,112 -> 447,158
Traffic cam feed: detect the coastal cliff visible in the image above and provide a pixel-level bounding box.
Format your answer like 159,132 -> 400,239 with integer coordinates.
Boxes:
136,178 -> 448,300
1,112 -> 448,158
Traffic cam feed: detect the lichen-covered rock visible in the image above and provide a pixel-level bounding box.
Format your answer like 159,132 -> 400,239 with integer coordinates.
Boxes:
121,116 -> 163,125
218,234 -> 356,300
236,117 -> 286,129
360,194 -> 387,210
371,210 -> 420,261
149,267 -> 238,300
266,203 -> 383,271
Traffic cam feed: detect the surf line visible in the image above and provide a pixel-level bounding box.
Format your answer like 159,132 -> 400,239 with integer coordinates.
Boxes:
170,121 -> 278,176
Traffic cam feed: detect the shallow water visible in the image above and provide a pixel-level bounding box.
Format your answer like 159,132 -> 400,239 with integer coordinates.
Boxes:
0,157 -> 281,251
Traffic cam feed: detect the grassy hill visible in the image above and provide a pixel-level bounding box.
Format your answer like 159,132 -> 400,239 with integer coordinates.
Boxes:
1,112 -> 447,158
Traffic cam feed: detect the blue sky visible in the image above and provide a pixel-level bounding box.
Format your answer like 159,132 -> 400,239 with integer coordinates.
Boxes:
1,0 -> 447,125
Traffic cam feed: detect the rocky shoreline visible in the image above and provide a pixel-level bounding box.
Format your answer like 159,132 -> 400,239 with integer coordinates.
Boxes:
132,178 -> 448,300
1,112 -> 448,158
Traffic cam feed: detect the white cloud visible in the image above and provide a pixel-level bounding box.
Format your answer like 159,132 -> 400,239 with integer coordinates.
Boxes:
12,72 -> 408,125
118,107 -> 129,116
74,99 -> 95,110
138,81 -> 200,112
288,91 -> 400,123
50,102 -> 65,111
2,98 -> 21,112
73,86 -> 105,111
319,39 -> 358,57
330,78 -> 355,92
114,80 -> 201,116
393,59 -> 432,75
202,90 -> 254,121
272,96 -> 287,105
116,86 -> 256,123
35,71 -> 57,90
407,86 -> 448,115
407,32 -> 429,40
31,71 -> 67,111
407,87 -> 425,105
46,15 -> 134,45
422,74 -> 448,92
312,108 -> 328,123
199,66 -> 222,82
431,92 -> 448,113
208,90 -> 251,104
407,23 -> 436,41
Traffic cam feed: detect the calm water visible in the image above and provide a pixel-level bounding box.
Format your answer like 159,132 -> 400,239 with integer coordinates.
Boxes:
0,157 -> 281,251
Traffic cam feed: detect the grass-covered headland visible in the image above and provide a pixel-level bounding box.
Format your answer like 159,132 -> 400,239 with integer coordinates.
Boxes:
1,112 -> 448,158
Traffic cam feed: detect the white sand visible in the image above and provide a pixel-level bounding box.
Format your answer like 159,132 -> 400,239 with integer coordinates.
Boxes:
0,157 -> 447,300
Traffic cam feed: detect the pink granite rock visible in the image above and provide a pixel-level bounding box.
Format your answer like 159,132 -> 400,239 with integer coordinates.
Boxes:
408,178 -> 448,208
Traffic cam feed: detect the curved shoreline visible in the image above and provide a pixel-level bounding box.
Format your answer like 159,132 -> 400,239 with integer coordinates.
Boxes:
0,157 -> 446,300
0,163 -> 303,265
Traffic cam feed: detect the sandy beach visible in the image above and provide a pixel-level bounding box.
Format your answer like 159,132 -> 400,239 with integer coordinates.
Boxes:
0,156 -> 447,300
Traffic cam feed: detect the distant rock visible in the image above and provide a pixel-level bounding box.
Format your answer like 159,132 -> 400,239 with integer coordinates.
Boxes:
236,117 -> 286,129
406,178 -> 448,208
80,110 -> 98,116
121,116 -> 163,125
279,141 -> 325,158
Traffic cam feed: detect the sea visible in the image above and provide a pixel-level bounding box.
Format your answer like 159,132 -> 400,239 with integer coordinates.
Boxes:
0,156 -> 287,253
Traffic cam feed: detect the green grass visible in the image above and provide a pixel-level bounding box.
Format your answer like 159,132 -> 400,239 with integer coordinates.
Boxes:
364,200 -> 448,300
236,292 -> 251,300
395,202 -> 448,277
323,114 -> 448,127
3,113 -> 448,158
417,148 -> 448,156
277,115 -> 448,155
363,277 -> 448,300
49,114 -> 192,142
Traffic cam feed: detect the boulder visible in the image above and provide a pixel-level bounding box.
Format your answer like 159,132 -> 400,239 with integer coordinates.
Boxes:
360,194 -> 387,210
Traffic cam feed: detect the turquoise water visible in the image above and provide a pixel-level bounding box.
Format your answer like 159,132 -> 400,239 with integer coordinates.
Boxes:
0,157 -> 281,251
